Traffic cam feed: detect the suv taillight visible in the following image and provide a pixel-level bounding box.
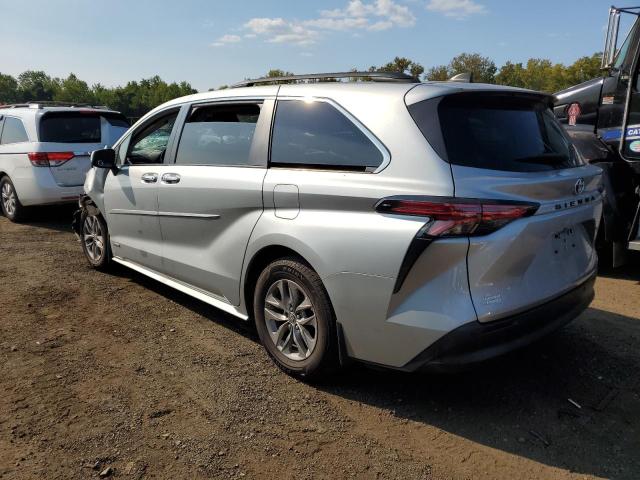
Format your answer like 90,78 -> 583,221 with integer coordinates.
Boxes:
375,197 -> 539,237
28,152 -> 75,167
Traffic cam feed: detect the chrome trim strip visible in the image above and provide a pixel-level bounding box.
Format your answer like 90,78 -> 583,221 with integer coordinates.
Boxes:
109,209 -> 220,219
157,211 -> 220,219
112,256 -> 248,320
109,209 -> 156,216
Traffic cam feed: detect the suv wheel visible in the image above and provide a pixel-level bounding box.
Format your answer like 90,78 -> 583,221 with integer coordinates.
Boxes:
80,212 -> 111,269
1,177 -> 26,222
254,258 -> 338,379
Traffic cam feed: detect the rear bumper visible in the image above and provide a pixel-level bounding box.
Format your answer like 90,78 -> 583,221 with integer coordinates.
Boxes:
402,273 -> 596,372
12,168 -> 83,206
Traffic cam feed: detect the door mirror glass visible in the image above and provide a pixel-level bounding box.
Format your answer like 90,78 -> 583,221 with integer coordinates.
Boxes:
91,148 -> 117,169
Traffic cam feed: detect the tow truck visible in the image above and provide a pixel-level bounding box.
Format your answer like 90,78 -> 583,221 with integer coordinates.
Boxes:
554,6 -> 640,266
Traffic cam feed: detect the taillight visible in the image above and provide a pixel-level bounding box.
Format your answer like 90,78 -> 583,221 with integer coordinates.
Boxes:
376,197 -> 539,237
28,152 -> 75,167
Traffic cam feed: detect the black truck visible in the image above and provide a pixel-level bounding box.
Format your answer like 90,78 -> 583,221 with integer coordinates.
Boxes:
553,6 -> 640,266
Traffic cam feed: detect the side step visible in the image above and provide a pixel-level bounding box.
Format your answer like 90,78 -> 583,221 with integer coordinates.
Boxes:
629,240 -> 640,251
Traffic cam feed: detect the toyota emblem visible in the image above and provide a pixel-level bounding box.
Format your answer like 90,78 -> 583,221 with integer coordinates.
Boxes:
574,178 -> 585,195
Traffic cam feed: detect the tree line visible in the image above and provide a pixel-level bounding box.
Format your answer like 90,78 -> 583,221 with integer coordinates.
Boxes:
0,52 -> 602,118
0,71 -> 196,119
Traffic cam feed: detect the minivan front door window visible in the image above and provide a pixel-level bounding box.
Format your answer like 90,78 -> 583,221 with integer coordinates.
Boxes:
127,112 -> 178,165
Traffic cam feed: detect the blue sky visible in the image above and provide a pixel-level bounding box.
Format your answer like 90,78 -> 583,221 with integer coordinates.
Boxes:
0,0 -> 620,91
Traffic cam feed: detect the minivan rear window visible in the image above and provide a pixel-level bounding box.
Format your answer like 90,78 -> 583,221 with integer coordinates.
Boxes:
39,112 -> 129,143
408,93 -> 584,172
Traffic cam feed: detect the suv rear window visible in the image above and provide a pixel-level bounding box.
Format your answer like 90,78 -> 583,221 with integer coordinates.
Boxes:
408,93 -> 584,172
39,112 -> 128,143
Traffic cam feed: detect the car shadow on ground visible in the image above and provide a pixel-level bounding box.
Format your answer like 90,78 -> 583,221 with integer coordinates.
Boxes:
103,263 -> 640,479
1,204 -> 77,233
598,254 -> 640,282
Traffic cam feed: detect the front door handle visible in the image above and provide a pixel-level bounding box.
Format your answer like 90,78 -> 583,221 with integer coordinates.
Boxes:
161,173 -> 181,184
141,172 -> 158,183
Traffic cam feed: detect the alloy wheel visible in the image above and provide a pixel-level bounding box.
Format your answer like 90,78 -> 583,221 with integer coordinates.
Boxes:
1,182 -> 16,217
83,215 -> 105,262
263,279 -> 318,361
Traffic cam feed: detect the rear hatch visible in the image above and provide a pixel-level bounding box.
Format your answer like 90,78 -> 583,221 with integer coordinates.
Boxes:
36,111 -> 129,187
408,90 -> 602,322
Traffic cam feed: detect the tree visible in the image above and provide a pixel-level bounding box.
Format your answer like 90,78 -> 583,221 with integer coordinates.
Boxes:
495,61 -> 526,88
376,57 -> 424,79
565,53 -> 602,86
448,53 -> 497,84
0,73 -> 19,103
425,65 -> 449,81
17,71 -> 59,101
55,73 -> 94,103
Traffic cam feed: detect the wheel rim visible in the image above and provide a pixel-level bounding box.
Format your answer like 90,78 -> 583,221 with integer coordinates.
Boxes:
263,279 -> 318,361
1,182 -> 16,217
83,216 -> 105,262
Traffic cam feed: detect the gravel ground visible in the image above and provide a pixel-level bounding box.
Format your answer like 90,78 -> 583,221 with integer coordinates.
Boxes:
0,206 -> 639,480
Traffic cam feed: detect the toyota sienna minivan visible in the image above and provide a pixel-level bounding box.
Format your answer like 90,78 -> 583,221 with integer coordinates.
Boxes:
74,72 -> 603,378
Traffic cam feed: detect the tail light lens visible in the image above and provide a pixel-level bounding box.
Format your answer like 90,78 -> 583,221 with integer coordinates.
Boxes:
376,197 -> 539,237
28,152 -> 75,167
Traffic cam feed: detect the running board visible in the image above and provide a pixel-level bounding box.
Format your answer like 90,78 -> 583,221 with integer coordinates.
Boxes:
112,257 -> 248,321
629,240 -> 640,251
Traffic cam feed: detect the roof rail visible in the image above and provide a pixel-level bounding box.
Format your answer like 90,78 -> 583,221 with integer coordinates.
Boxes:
231,71 -> 418,88
0,101 -> 109,110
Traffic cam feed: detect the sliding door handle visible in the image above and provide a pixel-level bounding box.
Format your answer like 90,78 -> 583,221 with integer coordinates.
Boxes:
141,173 -> 158,183
161,173 -> 181,184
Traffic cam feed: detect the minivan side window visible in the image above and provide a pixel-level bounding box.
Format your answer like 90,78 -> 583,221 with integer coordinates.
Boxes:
1,117 -> 29,144
175,102 -> 262,166
270,100 -> 383,171
127,111 -> 178,165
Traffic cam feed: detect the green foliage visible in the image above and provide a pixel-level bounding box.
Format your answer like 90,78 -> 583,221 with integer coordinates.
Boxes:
0,71 -> 196,119
373,57 -> 425,79
0,73 -> 19,103
426,53 -> 497,83
493,53 -> 602,92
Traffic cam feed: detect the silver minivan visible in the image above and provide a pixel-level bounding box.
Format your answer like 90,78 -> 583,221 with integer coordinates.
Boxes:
0,103 -> 129,221
75,73 -> 603,378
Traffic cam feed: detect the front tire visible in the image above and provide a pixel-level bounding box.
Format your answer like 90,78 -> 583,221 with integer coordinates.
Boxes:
80,211 -> 111,270
254,258 -> 338,379
1,177 -> 27,222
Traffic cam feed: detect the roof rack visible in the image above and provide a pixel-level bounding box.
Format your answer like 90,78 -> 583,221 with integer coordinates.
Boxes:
231,71 -> 418,88
0,101 -> 109,110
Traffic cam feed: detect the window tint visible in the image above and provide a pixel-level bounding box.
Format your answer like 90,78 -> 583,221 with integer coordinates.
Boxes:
270,100 -> 383,170
1,117 -> 29,144
127,112 -> 178,165
175,103 -> 261,166
40,113 -> 100,143
409,94 -> 584,173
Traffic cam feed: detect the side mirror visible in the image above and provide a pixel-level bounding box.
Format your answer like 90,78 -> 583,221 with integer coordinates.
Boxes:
91,148 -> 117,170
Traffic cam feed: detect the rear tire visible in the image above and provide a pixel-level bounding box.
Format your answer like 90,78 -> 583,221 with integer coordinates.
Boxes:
1,177 -> 27,222
80,211 -> 111,270
254,257 -> 338,380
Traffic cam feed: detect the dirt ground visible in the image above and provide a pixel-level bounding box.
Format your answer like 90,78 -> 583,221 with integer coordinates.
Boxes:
0,206 -> 639,480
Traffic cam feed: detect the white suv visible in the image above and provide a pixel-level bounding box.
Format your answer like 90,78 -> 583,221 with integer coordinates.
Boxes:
0,103 -> 129,221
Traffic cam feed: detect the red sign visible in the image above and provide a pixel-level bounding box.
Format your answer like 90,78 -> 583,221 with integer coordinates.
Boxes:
567,103 -> 581,126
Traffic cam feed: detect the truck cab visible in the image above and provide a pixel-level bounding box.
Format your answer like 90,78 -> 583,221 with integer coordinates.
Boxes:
553,6 -> 640,263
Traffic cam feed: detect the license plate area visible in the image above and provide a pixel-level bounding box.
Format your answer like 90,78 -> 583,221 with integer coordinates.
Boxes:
552,226 -> 579,255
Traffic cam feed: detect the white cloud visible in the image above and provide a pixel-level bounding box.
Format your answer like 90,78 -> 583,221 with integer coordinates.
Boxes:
426,0 -> 486,18
317,0 -> 415,30
244,17 -> 318,45
237,0 -> 415,46
210,34 -> 242,47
